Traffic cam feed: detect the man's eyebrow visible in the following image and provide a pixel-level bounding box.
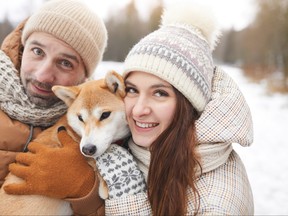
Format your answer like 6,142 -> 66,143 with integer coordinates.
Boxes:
29,40 -> 45,47
28,40 -> 80,64
61,53 -> 80,64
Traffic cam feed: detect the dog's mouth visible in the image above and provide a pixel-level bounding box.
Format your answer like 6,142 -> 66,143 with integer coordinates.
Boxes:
81,138 -> 125,158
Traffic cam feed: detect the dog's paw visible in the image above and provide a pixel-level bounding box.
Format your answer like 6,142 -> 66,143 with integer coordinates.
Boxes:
98,175 -> 109,199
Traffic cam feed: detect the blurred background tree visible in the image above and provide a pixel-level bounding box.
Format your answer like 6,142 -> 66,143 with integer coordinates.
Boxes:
0,18 -> 13,44
0,0 -> 287,92
215,0 -> 288,92
103,0 -> 162,61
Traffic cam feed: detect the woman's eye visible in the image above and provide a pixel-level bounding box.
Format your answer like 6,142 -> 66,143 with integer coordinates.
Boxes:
125,86 -> 137,94
78,114 -> 84,122
100,111 -> 111,121
32,47 -> 44,56
155,90 -> 168,97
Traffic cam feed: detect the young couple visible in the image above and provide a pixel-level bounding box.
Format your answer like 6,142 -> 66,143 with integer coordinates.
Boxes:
1,0 -> 254,215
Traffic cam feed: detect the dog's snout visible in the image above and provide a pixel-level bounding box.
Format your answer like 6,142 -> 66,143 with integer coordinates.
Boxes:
82,144 -> 97,156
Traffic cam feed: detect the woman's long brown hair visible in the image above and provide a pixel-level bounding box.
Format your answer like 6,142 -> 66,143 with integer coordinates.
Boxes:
148,88 -> 201,216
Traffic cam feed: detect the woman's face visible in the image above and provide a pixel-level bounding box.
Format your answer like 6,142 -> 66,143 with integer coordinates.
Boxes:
124,72 -> 177,148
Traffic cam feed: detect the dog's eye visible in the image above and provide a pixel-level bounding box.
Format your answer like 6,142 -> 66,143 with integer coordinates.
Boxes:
78,114 -> 84,122
100,111 -> 111,121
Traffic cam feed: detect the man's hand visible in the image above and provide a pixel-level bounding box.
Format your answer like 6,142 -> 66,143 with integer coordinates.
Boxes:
4,126 -> 95,199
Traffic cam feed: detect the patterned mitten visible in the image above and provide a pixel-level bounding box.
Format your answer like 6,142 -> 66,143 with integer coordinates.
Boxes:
96,144 -> 147,199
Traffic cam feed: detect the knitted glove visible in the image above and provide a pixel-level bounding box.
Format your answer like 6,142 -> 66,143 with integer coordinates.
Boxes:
96,144 -> 147,199
4,127 -> 95,199
1,18 -> 27,71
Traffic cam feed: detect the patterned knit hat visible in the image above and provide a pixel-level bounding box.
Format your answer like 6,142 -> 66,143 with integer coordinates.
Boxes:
124,4 -> 220,112
22,0 -> 107,77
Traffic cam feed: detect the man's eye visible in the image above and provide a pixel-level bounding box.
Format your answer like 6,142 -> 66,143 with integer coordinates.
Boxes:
60,60 -> 73,68
32,47 -> 44,56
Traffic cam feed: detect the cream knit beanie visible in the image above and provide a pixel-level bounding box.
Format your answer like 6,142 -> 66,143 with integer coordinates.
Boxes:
124,3 -> 220,112
22,0 -> 107,77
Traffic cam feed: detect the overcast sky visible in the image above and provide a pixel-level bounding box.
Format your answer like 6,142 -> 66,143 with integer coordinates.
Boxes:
0,0 -> 257,31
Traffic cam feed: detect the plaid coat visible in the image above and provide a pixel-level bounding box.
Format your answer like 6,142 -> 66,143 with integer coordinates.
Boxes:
104,67 -> 254,215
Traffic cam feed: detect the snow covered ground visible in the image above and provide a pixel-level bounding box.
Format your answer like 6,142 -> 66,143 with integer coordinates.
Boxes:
95,62 -> 288,215
223,65 -> 288,215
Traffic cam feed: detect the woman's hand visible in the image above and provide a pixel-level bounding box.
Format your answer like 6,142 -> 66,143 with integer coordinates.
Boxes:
4,126 -> 95,199
95,144 -> 147,199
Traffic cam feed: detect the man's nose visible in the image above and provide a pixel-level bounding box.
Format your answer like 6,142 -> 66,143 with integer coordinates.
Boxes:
34,61 -> 56,83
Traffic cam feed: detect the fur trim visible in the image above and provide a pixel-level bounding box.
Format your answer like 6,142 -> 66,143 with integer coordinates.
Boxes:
161,3 -> 221,50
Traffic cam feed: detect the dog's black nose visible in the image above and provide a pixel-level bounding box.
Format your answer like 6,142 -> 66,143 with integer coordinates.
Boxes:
82,144 -> 97,156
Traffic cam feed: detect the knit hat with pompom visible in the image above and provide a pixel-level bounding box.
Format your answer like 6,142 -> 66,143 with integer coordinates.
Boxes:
124,3 -> 221,113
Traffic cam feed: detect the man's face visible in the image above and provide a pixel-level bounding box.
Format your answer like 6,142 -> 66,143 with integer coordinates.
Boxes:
20,32 -> 86,107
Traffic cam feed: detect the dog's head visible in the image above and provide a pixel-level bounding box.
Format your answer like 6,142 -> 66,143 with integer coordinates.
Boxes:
52,71 -> 130,158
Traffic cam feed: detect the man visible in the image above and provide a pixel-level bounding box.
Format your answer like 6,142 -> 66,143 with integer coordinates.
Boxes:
0,0 -> 107,214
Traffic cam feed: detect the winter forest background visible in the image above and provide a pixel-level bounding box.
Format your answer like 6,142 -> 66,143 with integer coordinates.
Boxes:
1,0 -> 288,93
1,0 -> 288,215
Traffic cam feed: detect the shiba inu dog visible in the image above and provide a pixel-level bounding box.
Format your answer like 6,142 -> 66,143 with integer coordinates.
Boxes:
0,71 -> 130,215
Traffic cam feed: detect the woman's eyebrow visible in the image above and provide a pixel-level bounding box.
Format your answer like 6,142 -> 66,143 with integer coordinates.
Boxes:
125,80 -> 172,89
124,80 -> 135,86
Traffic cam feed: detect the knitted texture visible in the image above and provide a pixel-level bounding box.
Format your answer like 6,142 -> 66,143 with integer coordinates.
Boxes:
124,4 -> 220,112
0,50 -> 66,127
96,144 -> 147,199
22,0 -> 107,77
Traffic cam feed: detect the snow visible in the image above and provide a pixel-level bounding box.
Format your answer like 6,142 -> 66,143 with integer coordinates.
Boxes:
224,65 -> 288,215
95,62 -> 288,215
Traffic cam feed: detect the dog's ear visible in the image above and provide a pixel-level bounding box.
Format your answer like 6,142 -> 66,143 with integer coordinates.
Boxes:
52,85 -> 80,106
104,70 -> 126,98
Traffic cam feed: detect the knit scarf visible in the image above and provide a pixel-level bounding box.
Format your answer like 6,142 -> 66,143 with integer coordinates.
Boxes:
128,67 -> 253,180
0,50 -> 67,128
128,138 -> 233,182
128,140 -> 150,182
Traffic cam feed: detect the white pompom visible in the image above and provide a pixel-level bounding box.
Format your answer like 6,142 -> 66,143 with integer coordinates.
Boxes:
161,3 -> 221,50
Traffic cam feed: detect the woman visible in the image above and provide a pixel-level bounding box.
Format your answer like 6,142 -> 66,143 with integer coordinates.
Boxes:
98,3 -> 254,215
